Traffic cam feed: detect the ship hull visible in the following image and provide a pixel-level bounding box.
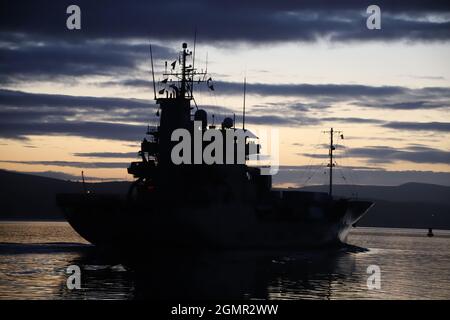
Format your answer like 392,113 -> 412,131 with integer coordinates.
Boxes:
56,191 -> 373,254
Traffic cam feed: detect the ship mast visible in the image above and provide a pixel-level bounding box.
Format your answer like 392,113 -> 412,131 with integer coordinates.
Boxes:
180,43 -> 188,98
323,127 -> 342,197
159,42 -> 208,101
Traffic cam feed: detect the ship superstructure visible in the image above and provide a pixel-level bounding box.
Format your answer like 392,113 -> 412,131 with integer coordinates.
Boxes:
127,43 -> 267,206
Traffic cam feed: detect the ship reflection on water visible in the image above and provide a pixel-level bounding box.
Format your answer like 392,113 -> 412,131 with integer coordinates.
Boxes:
59,245 -> 365,300
1,241 -> 367,300
2,222 -> 450,300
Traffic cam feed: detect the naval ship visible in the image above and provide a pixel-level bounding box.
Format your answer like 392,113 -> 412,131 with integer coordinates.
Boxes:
56,43 -> 373,251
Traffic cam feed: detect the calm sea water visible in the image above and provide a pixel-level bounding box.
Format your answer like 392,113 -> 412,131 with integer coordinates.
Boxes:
0,221 -> 449,300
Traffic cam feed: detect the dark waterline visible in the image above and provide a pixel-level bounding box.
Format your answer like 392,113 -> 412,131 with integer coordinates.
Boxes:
0,222 -> 449,299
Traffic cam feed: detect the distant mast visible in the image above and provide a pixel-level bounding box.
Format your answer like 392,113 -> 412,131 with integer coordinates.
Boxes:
149,44 -> 157,100
323,127 -> 342,197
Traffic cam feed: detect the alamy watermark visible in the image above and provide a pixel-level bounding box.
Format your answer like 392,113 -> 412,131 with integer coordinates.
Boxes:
65,4 -> 381,32
170,121 -> 279,175
366,5 -> 381,30
66,265 -> 81,289
66,5 -> 81,30
366,264 -> 381,290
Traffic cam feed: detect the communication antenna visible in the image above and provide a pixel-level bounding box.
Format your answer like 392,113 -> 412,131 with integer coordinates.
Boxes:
192,29 -> 197,95
242,77 -> 247,130
203,52 -> 208,81
192,29 -> 197,74
149,43 -> 157,100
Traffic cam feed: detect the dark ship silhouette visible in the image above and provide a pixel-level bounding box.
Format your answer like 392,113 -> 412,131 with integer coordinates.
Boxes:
56,43 -> 373,253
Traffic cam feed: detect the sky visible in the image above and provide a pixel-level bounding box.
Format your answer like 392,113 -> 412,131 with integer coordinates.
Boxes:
0,0 -> 449,186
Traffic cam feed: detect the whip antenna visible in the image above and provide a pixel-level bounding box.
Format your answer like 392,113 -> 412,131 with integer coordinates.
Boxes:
242,77 -> 246,130
149,43 -> 157,100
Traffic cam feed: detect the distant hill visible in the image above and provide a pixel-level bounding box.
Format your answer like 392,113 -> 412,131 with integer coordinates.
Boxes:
0,170 -> 130,219
298,184 -> 450,229
298,183 -> 450,206
0,170 -> 449,229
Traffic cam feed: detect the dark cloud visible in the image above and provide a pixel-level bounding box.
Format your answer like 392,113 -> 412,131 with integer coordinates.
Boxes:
3,83 -> 449,115
0,120 -> 147,141
73,152 -> 139,158
404,75 -> 446,81
210,81 -> 407,97
243,115 -> 383,126
225,83 -> 450,109
0,34 -> 174,83
383,121 -> 450,132
355,100 -> 449,110
0,89 -> 157,136
272,166 -> 450,187
1,88 -> 449,141
1,1 -> 450,43
303,145 -> 450,165
0,105 -> 318,141
0,108 -> 74,122
244,115 -> 316,126
350,146 -> 450,164
110,79 -> 450,111
105,78 -> 154,88
321,117 -> 384,124
0,160 -> 129,169
0,89 -> 151,110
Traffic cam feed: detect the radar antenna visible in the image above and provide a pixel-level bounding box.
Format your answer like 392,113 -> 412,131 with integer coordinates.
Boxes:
159,43 -> 209,100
